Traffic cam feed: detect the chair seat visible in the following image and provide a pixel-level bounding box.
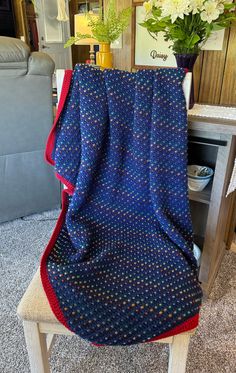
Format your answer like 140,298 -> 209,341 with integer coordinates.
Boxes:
17,269 -> 57,324
17,269 -> 195,373
17,268 -> 196,338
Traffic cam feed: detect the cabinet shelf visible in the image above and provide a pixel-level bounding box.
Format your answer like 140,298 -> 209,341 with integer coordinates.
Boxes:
188,181 -> 212,205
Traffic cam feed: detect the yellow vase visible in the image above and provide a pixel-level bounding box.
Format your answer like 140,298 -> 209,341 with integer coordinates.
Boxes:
96,42 -> 113,69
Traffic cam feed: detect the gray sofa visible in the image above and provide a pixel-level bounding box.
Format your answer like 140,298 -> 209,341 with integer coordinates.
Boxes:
0,37 -> 61,223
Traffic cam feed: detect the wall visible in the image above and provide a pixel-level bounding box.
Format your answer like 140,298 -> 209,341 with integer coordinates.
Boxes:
109,0 -> 236,106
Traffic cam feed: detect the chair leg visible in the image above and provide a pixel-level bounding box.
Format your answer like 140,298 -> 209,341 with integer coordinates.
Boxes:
46,334 -> 56,357
23,320 -> 50,373
168,333 -> 191,373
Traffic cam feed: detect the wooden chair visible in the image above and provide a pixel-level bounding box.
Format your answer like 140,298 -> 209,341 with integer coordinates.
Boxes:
17,269 -> 195,373
17,71 -> 194,372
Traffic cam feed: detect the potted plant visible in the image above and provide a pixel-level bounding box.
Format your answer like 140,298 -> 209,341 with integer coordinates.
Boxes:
65,0 -> 132,69
141,0 -> 236,108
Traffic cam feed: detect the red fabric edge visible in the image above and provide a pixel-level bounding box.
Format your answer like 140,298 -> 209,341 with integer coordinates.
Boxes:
45,69 -> 73,166
41,189 -> 199,343
93,314 -> 199,347
146,313 -> 199,343
55,173 -> 75,195
40,189 -> 72,332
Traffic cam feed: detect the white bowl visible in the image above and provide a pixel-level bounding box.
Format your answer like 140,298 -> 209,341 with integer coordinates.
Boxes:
193,243 -> 201,267
188,165 -> 214,192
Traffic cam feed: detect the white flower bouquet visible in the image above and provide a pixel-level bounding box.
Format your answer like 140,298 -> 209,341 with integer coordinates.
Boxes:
141,0 -> 236,54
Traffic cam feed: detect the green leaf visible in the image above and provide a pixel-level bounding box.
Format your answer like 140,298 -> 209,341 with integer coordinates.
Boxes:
161,16 -> 171,23
212,23 -> 225,31
152,8 -> 162,18
64,37 -> 76,48
224,3 -> 236,10
191,34 -> 200,45
169,27 -> 186,40
140,22 -> 148,28
141,18 -> 166,33
76,32 -> 92,39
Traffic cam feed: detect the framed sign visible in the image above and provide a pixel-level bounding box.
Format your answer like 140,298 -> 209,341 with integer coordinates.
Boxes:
132,4 -> 177,69
202,29 -> 225,51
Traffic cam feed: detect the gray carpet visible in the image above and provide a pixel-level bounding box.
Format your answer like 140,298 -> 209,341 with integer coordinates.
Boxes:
0,210 -> 236,373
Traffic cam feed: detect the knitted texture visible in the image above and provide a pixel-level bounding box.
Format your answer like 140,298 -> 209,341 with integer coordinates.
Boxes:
41,64 -> 202,346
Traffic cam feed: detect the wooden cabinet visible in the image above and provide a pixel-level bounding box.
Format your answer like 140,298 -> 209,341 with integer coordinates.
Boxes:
188,108 -> 236,295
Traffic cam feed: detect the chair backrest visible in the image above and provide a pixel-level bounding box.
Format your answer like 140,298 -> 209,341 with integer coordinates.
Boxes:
183,72 -> 192,110
56,69 -> 192,109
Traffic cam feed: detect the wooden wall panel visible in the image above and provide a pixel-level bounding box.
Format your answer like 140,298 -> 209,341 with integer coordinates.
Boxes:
198,29 -> 230,104
220,23 -> 236,105
193,53 -> 203,103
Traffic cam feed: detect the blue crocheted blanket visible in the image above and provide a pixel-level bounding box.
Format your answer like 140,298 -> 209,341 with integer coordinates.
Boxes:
41,64 -> 202,346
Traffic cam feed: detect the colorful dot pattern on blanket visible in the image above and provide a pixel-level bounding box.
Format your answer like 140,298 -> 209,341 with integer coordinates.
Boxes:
41,64 -> 203,346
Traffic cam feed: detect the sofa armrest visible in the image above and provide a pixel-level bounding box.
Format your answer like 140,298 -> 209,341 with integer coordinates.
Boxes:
28,52 -> 55,76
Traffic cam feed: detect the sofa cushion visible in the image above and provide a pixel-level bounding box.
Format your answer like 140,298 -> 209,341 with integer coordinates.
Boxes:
0,36 -> 29,63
